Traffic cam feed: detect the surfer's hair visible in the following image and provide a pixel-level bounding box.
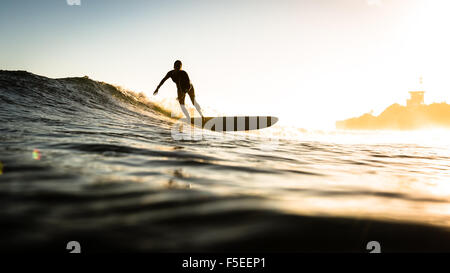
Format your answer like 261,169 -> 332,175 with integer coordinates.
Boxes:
174,60 -> 182,70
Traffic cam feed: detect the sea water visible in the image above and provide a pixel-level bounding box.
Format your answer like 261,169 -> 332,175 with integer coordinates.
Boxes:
1,71 -> 449,252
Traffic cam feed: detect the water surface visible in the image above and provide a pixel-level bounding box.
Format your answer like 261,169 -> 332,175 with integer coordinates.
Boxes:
1,71 -> 449,252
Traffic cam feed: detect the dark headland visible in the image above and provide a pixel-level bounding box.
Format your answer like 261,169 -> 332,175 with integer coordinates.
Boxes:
336,91 -> 450,130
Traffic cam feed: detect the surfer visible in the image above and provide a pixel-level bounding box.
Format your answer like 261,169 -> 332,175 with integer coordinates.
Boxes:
153,60 -> 204,119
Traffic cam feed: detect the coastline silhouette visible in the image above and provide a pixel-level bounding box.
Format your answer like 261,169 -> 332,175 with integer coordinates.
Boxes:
337,91 -> 450,130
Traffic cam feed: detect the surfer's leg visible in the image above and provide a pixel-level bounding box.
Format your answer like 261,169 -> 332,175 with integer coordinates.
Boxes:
177,89 -> 190,119
180,104 -> 190,119
188,85 -> 204,117
193,101 -> 204,118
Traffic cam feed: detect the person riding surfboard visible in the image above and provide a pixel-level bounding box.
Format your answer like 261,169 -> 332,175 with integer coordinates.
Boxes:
153,60 -> 204,120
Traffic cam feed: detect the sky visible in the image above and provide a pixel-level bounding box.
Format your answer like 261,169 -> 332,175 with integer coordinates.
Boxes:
1,0 -> 450,129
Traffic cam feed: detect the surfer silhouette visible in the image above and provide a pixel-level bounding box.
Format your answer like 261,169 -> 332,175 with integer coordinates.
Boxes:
153,60 -> 204,119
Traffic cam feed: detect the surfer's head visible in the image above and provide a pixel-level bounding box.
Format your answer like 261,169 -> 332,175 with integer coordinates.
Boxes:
174,60 -> 182,71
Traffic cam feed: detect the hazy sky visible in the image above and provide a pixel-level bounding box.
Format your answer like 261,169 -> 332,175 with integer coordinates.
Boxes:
1,0 -> 450,129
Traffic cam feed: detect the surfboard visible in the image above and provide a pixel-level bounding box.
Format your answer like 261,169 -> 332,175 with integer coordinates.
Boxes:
179,116 -> 278,132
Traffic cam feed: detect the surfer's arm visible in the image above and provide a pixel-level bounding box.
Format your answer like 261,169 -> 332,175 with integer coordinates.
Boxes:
154,72 -> 171,95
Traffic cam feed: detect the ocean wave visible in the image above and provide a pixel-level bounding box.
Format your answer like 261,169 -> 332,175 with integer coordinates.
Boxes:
0,70 -> 175,123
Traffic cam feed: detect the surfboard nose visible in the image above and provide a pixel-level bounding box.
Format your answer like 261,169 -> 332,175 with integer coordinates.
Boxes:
268,116 -> 279,126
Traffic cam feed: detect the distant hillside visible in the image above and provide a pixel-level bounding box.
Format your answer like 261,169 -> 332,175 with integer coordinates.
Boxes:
336,103 -> 450,130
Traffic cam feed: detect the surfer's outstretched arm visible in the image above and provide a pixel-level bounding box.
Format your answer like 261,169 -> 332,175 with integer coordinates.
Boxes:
153,72 -> 170,95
